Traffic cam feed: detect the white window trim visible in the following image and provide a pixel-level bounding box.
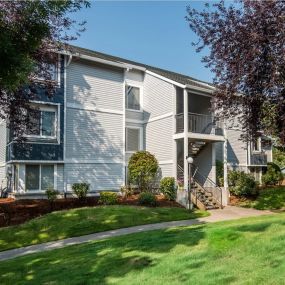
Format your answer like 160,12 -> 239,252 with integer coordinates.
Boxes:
33,54 -> 61,86
125,126 -> 143,153
125,83 -> 143,113
24,103 -> 60,141
25,164 -> 56,192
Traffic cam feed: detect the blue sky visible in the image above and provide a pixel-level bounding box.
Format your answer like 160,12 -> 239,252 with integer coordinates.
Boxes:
72,1 -> 213,82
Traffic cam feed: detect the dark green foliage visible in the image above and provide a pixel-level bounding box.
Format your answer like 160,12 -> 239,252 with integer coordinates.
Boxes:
72,183 -> 89,200
138,192 -> 157,207
98,192 -> 118,205
262,162 -> 283,186
159,177 -> 176,201
128,151 -> 159,192
228,170 -> 257,197
216,160 -> 224,186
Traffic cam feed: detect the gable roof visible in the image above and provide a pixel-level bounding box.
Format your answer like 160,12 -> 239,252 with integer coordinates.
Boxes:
68,44 -> 214,91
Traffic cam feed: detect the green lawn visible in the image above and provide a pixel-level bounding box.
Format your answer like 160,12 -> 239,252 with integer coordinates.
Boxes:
0,213 -> 284,285
0,205 -> 207,252
240,186 -> 285,210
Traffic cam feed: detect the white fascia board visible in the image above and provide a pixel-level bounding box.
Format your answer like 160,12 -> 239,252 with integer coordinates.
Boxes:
185,83 -> 215,94
145,70 -> 186,88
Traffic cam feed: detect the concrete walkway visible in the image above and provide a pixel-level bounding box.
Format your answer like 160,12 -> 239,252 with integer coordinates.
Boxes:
0,206 -> 274,262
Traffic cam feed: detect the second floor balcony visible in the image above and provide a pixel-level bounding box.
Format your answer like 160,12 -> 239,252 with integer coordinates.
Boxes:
175,112 -> 224,136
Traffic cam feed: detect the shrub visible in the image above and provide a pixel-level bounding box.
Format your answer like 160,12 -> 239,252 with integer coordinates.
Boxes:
228,170 -> 257,197
128,151 -> 159,192
45,188 -> 59,210
138,192 -> 157,207
120,185 -> 133,199
262,162 -> 283,186
216,160 -> 224,186
99,191 -> 118,205
72,183 -> 89,200
159,177 -> 176,201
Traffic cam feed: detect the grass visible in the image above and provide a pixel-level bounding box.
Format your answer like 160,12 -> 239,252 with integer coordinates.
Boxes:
0,205 -> 208,252
0,213 -> 285,284
239,186 -> 285,210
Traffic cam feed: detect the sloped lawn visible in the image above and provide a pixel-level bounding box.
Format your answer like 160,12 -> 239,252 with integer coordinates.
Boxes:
0,205 -> 208,252
0,213 -> 284,285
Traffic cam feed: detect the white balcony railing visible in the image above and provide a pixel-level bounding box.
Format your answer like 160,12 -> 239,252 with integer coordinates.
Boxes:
175,112 -> 224,135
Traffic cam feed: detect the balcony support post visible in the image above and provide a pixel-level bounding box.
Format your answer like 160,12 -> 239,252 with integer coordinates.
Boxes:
183,89 -> 189,190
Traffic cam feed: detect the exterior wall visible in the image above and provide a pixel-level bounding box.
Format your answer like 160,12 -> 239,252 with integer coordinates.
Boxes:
65,59 -> 124,192
143,73 -> 175,179
7,56 -> 65,163
193,143 -> 215,187
0,121 -> 6,187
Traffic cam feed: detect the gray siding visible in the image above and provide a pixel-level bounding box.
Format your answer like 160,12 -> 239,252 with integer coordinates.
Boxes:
125,70 -> 144,85
215,142 -> 224,162
67,61 -> 124,110
145,116 -> 173,163
226,129 -> 248,166
126,110 -> 144,121
65,109 -> 123,160
143,73 -> 175,120
65,163 -> 123,192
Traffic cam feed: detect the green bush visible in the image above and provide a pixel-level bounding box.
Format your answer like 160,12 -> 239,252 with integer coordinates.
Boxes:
216,160 -> 224,186
46,188 -> 59,202
128,151 -> 159,192
228,170 -> 257,197
72,183 -> 89,200
159,177 -> 176,201
262,162 -> 283,186
98,192 -> 118,205
138,192 -> 157,207
120,185 -> 133,199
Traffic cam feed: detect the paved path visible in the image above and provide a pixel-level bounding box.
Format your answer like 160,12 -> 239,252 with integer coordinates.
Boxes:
0,206 -> 274,262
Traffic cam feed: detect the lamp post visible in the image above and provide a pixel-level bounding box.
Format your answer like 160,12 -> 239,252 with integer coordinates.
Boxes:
186,156 -> 193,210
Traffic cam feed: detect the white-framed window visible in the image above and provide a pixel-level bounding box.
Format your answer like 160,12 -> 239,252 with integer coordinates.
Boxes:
252,138 -> 261,152
26,105 -> 58,139
25,164 -> 55,191
125,84 -> 141,111
126,127 -> 142,152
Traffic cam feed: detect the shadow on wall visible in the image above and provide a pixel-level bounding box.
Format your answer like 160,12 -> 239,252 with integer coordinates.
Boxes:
65,60 -> 125,192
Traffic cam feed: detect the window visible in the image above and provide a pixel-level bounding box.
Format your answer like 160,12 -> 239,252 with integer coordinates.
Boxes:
34,62 -> 59,82
26,106 -> 57,138
26,165 -> 54,191
126,128 -> 141,152
126,85 -> 141,110
252,138 -> 261,152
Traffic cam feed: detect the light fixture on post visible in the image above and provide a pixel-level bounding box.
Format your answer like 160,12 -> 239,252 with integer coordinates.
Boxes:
186,156 -> 193,210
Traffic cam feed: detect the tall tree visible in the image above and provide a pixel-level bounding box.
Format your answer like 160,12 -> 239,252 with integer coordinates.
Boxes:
0,0 -> 90,138
186,0 -> 285,143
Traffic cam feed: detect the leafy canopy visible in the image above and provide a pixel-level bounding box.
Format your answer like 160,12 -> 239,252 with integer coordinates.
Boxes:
0,0 -> 90,137
186,0 -> 285,143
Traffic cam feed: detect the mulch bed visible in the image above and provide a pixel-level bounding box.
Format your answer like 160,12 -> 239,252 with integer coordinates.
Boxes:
0,194 -> 182,228
229,195 -> 256,206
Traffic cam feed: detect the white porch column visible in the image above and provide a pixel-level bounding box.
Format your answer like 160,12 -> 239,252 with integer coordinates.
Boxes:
223,127 -> 229,205
212,143 -> 216,184
183,89 -> 189,189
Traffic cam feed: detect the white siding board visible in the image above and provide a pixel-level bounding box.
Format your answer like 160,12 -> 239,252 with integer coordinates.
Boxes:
0,122 -> 6,185
66,108 -> 123,160
56,164 -> 64,192
67,61 -> 124,111
143,73 -> 175,119
145,116 -> 173,162
227,129 -> 247,165
65,163 -> 123,192
126,110 -> 144,121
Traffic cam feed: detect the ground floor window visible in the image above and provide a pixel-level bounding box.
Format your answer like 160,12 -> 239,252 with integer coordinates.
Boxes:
25,164 -> 54,191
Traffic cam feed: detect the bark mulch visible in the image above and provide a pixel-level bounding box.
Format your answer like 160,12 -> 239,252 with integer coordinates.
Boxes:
0,194 -> 182,228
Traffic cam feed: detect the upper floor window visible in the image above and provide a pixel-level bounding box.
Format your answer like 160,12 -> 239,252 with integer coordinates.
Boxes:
252,138 -> 261,152
33,60 -> 59,83
126,85 -> 141,111
26,105 -> 58,139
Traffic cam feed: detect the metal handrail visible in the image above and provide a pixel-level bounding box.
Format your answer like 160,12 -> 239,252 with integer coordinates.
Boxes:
192,164 -> 223,208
